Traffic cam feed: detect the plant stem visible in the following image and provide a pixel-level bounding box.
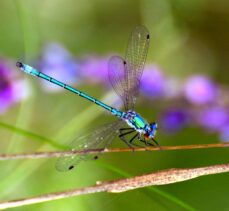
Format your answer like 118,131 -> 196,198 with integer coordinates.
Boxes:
0,142 -> 228,160
0,163 -> 228,210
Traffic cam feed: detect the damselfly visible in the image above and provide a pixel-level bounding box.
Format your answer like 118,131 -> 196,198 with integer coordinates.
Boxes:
16,26 -> 159,171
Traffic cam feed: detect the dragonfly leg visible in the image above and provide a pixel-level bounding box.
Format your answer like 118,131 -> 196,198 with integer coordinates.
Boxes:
119,129 -> 135,149
129,133 -> 138,144
128,133 -> 143,149
140,137 -> 161,149
151,137 -> 161,149
139,138 -> 149,146
119,128 -> 135,136
120,127 -> 135,131
139,138 -> 156,154
146,141 -> 154,146
126,133 -> 142,147
137,136 -> 154,147
119,137 -> 135,149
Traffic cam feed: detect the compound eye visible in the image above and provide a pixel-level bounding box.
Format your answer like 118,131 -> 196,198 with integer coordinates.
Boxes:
150,122 -> 158,131
150,122 -> 155,127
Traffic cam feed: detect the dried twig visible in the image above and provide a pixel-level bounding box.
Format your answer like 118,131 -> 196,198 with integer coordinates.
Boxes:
0,163 -> 228,210
0,142 -> 228,160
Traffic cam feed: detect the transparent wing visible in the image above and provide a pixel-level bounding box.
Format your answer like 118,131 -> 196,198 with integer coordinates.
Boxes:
108,26 -> 150,110
55,120 -> 124,172
108,56 -> 129,110
125,25 -> 150,109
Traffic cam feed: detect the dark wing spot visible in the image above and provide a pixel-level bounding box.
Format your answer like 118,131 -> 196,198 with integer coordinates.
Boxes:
68,165 -> 74,170
123,60 -> 127,65
147,34 -> 150,39
94,156 -> 99,160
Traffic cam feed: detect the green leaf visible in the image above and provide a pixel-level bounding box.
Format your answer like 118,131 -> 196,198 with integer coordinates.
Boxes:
0,121 -> 67,150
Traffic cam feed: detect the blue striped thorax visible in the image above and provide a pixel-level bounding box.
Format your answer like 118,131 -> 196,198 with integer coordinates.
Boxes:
124,111 -> 148,131
124,110 -> 158,139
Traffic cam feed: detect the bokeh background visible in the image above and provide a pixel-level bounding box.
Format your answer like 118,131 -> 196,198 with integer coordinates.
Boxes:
0,0 -> 229,210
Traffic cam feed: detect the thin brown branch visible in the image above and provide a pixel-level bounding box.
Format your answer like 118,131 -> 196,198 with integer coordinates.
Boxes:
0,163 -> 228,210
0,142 -> 229,160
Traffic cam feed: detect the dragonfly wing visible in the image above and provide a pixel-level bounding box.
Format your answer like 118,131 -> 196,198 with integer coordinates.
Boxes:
55,120 -> 124,172
125,25 -> 150,109
108,26 -> 150,111
108,56 -> 129,110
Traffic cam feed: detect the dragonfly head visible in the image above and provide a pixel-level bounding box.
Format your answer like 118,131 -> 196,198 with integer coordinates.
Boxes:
144,122 -> 158,140
150,122 -> 158,131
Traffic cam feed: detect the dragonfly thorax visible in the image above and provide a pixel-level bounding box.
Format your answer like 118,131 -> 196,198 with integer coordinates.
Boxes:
123,110 -> 148,133
123,110 -> 158,139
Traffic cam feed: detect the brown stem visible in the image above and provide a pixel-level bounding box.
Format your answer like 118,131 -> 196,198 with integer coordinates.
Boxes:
0,142 -> 228,160
0,163 -> 228,209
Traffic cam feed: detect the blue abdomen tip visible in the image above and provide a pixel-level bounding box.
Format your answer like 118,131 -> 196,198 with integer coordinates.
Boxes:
16,62 -> 24,68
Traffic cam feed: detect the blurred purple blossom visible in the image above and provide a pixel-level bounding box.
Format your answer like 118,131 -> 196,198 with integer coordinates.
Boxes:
160,108 -> 190,133
39,43 -> 80,92
80,56 -> 109,84
184,75 -> 218,105
141,65 -> 165,98
196,106 -> 228,131
0,61 -> 30,114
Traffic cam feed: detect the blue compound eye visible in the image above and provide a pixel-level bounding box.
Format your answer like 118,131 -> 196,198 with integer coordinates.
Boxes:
150,122 -> 158,131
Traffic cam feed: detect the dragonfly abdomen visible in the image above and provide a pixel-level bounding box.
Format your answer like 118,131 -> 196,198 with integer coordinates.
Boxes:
17,62 -> 124,118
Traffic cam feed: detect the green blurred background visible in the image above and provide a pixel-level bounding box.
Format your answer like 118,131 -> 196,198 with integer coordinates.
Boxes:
0,0 -> 229,210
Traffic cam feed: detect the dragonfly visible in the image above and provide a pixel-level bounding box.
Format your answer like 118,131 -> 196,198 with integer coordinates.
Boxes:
16,25 -> 159,171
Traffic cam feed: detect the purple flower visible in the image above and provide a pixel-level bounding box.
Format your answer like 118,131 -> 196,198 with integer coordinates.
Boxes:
196,106 -> 228,131
160,108 -> 190,133
184,75 -> 218,105
0,62 -> 16,113
80,56 -> 109,84
141,65 -> 165,98
39,43 -> 80,92
0,61 -> 30,114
